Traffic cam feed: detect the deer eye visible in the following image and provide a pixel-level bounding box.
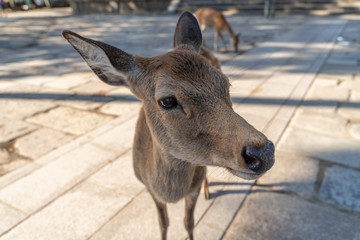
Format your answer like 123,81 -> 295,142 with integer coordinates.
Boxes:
158,97 -> 179,109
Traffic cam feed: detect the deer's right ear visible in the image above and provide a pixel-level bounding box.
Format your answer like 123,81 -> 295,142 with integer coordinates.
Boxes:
62,30 -> 140,87
173,12 -> 202,52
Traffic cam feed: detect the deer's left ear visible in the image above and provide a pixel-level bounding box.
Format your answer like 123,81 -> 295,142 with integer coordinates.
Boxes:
62,30 -> 141,87
173,12 -> 202,52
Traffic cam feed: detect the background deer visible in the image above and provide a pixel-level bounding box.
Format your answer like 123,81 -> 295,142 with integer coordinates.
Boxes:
63,12 -> 274,240
194,7 -> 240,52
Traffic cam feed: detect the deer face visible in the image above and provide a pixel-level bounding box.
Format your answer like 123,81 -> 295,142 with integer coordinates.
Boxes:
62,12 -> 274,180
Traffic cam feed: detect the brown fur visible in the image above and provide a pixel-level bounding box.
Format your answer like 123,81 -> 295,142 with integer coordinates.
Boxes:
200,46 -> 221,70
194,8 -> 240,52
62,12 -> 274,240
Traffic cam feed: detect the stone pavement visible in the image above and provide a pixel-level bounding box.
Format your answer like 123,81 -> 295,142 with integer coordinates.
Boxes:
1,8 -> 360,240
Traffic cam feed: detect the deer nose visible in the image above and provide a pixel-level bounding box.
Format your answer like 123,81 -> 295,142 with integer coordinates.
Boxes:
242,141 -> 275,174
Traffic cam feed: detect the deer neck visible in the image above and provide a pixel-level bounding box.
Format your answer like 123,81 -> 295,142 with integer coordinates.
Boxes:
134,108 -> 200,203
224,22 -> 235,39
150,148 -> 198,203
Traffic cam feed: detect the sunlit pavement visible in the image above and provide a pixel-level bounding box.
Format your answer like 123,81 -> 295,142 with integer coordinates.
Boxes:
0,8 -> 359,240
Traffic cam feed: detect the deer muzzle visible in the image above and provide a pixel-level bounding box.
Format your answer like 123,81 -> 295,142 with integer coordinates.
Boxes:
242,140 -> 275,175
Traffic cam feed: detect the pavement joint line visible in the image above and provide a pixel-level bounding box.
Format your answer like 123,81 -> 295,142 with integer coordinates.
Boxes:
0,147 -> 127,238
86,187 -> 148,240
0,115 -> 138,189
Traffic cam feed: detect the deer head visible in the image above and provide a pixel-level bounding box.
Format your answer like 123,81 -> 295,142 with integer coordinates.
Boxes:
62,12 -> 274,180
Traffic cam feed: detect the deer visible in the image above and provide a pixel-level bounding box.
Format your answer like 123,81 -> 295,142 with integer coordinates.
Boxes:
194,8 -> 240,52
62,12 -> 274,240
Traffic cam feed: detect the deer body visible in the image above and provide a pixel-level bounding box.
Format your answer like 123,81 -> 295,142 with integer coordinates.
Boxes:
194,8 -> 239,52
63,12 -> 274,240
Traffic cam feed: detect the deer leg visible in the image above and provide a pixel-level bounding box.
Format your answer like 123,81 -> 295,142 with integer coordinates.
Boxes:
218,32 -> 228,52
214,31 -> 219,51
200,25 -> 207,48
184,186 -> 201,240
203,177 -> 210,200
151,196 -> 169,240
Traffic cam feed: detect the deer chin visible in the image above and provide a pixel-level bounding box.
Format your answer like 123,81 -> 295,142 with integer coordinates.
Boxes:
226,168 -> 263,180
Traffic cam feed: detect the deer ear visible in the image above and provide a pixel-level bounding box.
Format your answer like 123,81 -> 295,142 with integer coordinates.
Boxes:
173,12 -> 202,52
62,30 -> 140,87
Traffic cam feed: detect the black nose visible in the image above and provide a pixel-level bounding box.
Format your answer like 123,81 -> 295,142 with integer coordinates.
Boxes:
242,141 -> 275,174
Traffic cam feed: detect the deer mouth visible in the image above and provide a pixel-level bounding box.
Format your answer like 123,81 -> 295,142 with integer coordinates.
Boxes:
226,168 -> 263,180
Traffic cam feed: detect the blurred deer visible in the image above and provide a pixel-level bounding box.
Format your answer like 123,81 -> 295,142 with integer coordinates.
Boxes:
63,12 -> 274,240
194,8 -> 240,52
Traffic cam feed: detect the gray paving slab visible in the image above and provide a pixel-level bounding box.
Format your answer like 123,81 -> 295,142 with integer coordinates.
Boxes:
290,110 -> 349,137
15,128 -> 74,159
0,99 -> 57,120
0,119 -> 38,143
0,143 -> 118,213
1,181 -> 131,240
257,151 -> 319,198
223,191 -> 360,240
0,202 -> 27,236
88,150 -> 145,198
349,123 -> 360,140
319,165 -> 360,212
278,127 -> 360,168
26,106 -> 114,136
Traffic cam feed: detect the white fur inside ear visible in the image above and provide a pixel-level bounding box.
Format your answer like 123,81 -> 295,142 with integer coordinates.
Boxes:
68,35 -> 127,81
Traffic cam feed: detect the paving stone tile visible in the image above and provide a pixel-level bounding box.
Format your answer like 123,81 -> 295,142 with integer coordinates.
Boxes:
89,191 -> 162,240
0,202 -> 27,236
252,82 -> 295,98
338,102 -> 360,120
0,99 -> 57,120
315,73 -> 353,82
59,98 -> 108,111
89,151 -> 145,197
0,181 -> 131,240
278,127 -> 360,168
98,101 -> 141,117
91,117 -> 137,154
313,77 -> 338,87
350,90 -> 360,102
193,223 -> 224,240
200,178 -> 251,231
224,191 -> 360,240
0,119 -> 37,143
34,114 -> 133,166
43,72 -> 92,89
298,101 -> 338,115
319,166 -> 360,212
15,128 -> 74,159
0,159 -> 30,179
90,189 -> 214,240
71,81 -> 118,95
234,104 -> 278,131
26,106 -> 114,135
15,75 -> 59,86
257,151 -> 319,198
105,86 -> 135,98
306,86 -> 349,101
290,110 -> 348,137
349,123 -> 360,140
0,162 -> 40,189
0,81 -> 16,90
0,143 -> 118,213
0,149 -> 9,164
339,79 -> 360,90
